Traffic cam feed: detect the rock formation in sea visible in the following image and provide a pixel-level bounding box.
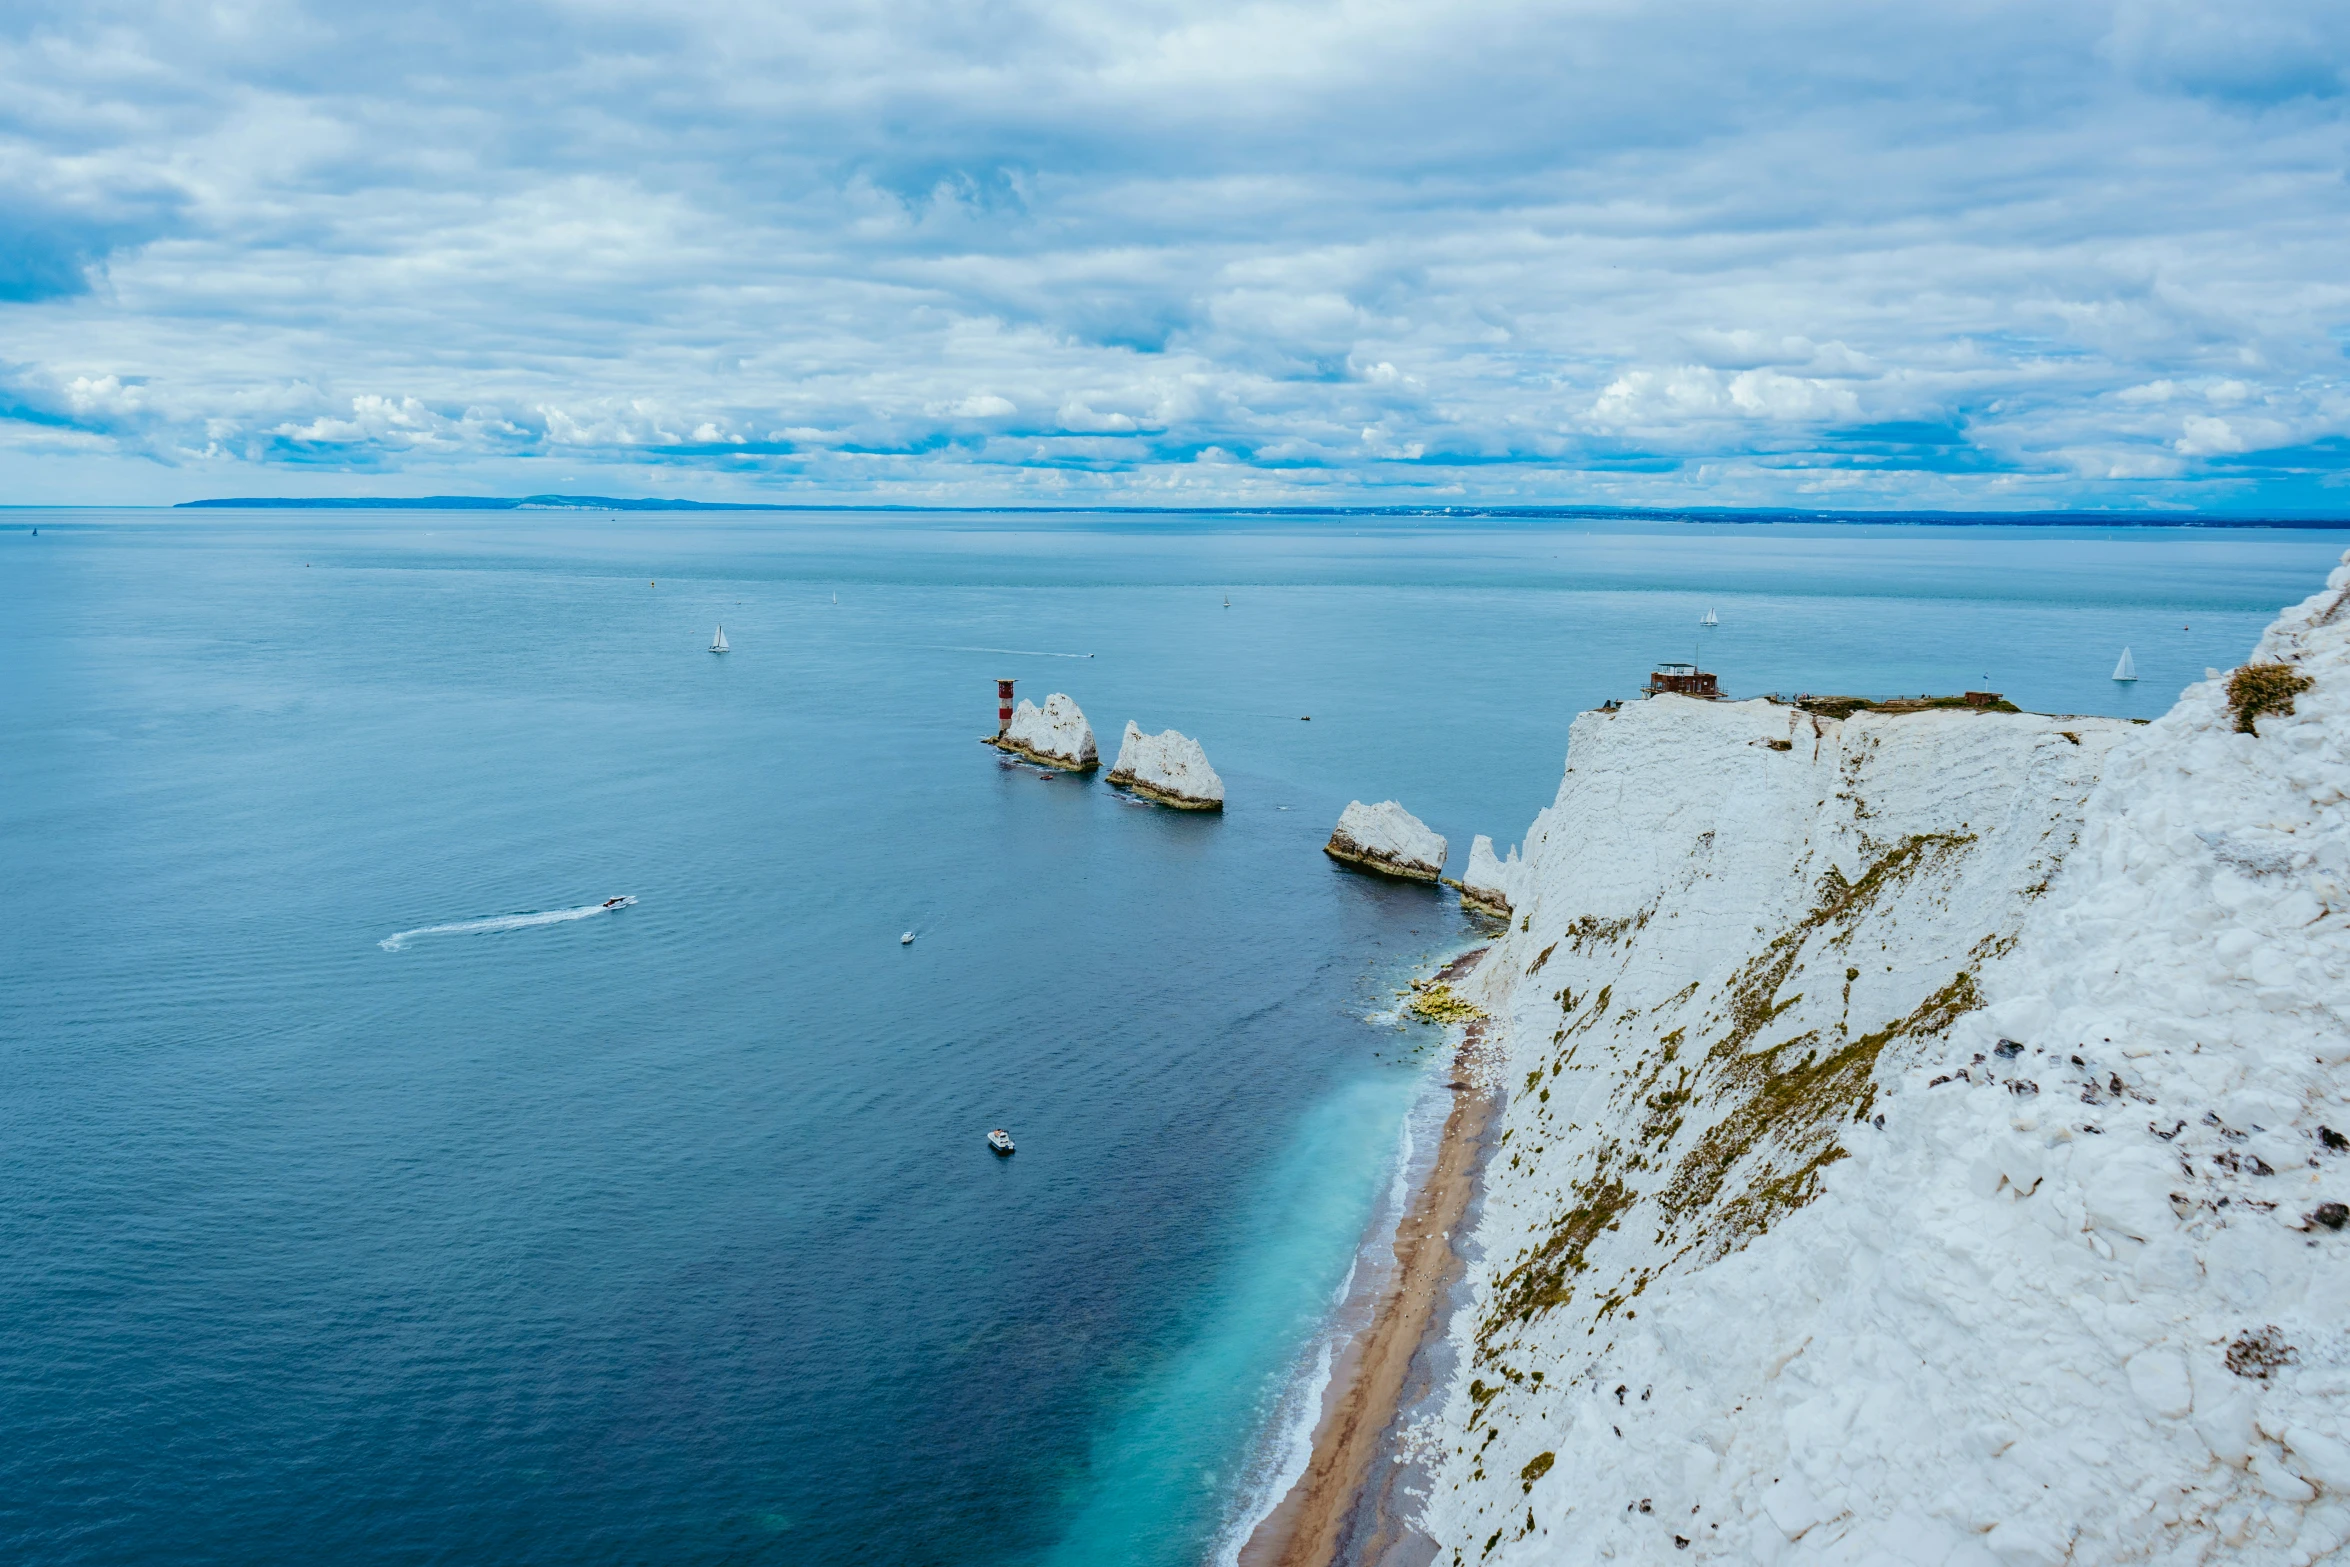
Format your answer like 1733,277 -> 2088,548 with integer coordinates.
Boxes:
1105,722 -> 1225,809
1325,800 -> 1447,882
994,692 -> 1098,771
1459,834 -> 1521,918
1403,553 -> 2350,1564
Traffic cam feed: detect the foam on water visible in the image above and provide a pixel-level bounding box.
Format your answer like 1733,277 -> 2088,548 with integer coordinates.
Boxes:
1201,1050 -> 1456,1567
378,896 -> 635,951
1039,1068 -> 1427,1567
932,644 -> 1097,658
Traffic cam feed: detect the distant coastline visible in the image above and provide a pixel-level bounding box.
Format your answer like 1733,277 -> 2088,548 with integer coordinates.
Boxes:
165,496 -> 2350,526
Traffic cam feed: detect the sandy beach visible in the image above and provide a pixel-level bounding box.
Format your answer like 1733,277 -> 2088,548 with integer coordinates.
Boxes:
1239,949 -> 1500,1567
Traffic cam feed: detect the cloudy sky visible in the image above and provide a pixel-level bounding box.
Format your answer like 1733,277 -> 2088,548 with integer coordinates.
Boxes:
4,0 -> 2348,509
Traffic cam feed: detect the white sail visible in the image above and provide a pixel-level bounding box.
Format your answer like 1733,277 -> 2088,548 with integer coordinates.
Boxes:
711,624 -> 729,653
1702,608 -> 1718,626
2112,646 -> 2136,681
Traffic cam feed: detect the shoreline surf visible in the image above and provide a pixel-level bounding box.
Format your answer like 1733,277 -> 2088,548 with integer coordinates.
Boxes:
1237,948 -> 1503,1567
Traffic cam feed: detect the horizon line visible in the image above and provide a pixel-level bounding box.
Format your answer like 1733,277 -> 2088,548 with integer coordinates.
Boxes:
97,494 -> 2350,526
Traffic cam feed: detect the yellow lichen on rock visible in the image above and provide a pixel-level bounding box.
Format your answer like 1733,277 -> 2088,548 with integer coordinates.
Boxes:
1408,982 -> 1488,1025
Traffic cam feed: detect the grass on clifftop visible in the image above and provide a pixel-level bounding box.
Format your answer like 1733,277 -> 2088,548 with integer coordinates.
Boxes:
2228,663 -> 2314,735
1795,694 -> 2022,720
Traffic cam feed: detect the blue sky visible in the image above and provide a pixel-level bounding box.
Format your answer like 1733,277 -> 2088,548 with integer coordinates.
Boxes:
2,0 -> 2348,509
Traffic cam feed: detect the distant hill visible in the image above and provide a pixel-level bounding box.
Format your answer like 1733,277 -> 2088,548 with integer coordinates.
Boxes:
174,495 -> 798,511
168,496 -> 2349,524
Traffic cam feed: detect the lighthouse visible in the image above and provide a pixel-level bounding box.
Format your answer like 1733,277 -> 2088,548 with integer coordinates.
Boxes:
996,678 -> 1016,735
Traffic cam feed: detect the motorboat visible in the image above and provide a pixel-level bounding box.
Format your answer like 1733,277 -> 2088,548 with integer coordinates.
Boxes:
987,1129 -> 1015,1156
602,897 -> 629,909
900,931 -> 915,945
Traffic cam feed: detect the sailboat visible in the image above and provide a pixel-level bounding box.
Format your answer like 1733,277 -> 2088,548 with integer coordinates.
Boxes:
2112,647 -> 2136,682
1701,608 -> 1718,627
710,624 -> 729,654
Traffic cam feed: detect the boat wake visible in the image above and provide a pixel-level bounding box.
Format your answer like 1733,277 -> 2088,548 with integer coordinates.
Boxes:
930,644 -> 1096,660
379,897 -> 634,951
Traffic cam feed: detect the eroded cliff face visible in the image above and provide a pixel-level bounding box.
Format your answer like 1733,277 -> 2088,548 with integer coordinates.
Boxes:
1329,800 -> 1449,882
998,693 -> 1098,770
1108,722 -> 1225,808
1462,836 -> 1523,919
1415,558 -> 2350,1566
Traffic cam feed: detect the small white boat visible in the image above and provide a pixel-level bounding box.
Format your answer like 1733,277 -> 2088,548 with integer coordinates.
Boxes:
987,1128 -> 1015,1156
1701,608 -> 1719,627
710,624 -> 729,654
900,931 -> 915,945
2112,647 -> 2137,682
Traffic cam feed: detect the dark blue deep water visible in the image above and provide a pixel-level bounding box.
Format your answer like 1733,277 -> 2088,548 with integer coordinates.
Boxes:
4,511 -> 2344,1566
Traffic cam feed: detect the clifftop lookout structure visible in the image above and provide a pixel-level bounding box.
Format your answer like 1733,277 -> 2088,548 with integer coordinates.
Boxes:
1646,662 -> 1720,698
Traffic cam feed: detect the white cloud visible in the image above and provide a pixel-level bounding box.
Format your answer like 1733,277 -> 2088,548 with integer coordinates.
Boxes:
1057,400 -> 1137,432
1588,366 -> 1860,428
2175,415 -> 2245,455
0,0 -> 2345,506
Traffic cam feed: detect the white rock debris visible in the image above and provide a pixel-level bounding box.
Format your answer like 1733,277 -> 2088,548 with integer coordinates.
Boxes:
1106,721 -> 1225,809
1413,554 -> 2350,1567
996,692 -> 1098,771
1462,834 -> 1524,918
1326,799 -> 1449,882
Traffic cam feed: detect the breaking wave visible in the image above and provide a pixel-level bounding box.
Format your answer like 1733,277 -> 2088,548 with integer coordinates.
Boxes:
379,897 -> 634,951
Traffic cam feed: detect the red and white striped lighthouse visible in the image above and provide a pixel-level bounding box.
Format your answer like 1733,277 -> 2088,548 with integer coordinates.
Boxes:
996,678 -> 1016,735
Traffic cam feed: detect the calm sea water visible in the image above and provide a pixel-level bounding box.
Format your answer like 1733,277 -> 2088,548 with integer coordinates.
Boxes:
4,510 -> 2343,1567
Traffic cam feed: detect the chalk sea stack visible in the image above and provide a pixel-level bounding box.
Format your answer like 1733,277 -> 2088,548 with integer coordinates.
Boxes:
1324,799 -> 1446,882
994,693 -> 1098,771
1106,722 -> 1224,810
1458,834 -> 1519,918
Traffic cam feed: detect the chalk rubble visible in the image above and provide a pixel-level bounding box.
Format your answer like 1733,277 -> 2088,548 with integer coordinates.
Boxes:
1412,551 -> 2350,1566
996,693 -> 1097,771
1326,800 -> 1447,882
1106,721 -> 1225,809
1460,834 -> 1521,918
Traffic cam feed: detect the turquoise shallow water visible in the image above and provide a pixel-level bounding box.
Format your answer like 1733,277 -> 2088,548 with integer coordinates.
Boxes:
3,511 -> 2343,1566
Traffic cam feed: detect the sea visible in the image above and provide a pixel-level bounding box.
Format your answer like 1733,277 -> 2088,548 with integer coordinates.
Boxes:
4,509 -> 2343,1566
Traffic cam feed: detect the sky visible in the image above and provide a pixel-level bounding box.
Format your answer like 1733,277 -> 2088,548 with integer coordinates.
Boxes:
2,0 -> 2348,510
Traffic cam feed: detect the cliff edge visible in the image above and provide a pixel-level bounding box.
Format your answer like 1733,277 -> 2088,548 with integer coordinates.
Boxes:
1411,553 -> 2350,1566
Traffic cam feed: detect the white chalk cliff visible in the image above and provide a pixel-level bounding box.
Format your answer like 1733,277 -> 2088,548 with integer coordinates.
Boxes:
1413,555 -> 2350,1566
997,692 -> 1098,771
1463,834 -> 1524,918
1107,721 -> 1225,809
1327,799 -> 1448,882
